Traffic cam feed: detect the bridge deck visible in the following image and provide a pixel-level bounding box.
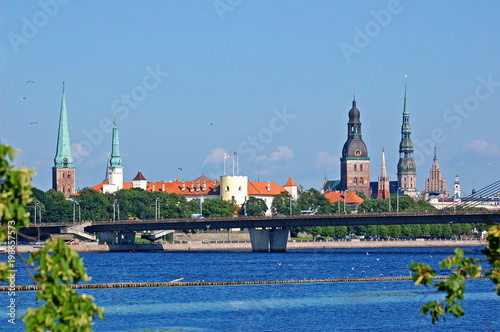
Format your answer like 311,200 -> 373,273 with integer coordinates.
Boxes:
26,210 -> 500,233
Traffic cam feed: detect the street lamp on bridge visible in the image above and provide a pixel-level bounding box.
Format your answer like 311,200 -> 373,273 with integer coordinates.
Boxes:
73,200 -> 80,222
155,197 -> 160,220
113,199 -> 118,222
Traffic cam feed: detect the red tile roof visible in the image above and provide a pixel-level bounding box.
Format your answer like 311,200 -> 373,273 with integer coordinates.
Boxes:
283,177 -> 297,187
91,179 -> 287,197
91,180 -> 220,196
325,191 -> 364,204
133,171 -> 147,181
248,181 -> 286,196
194,174 -> 213,182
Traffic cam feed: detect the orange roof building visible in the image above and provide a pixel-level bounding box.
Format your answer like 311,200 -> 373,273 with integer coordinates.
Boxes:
325,190 -> 364,211
283,176 -> 298,199
91,173 -> 294,215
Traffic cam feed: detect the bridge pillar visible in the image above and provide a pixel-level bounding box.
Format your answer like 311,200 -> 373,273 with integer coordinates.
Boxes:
118,232 -> 135,245
249,228 -> 289,252
269,229 -> 289,252
249,229 -> 270,252
98,232 -> 116,244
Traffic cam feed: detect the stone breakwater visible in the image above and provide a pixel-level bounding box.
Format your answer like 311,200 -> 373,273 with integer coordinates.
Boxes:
1,275 -> 480,292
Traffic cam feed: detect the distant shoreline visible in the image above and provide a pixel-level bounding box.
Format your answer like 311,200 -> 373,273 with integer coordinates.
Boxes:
5,239 -> 487,253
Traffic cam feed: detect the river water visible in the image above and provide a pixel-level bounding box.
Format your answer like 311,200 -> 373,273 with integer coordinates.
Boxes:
2,247 -> 499,331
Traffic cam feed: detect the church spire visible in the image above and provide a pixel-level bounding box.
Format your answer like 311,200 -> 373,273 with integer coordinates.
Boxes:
102,109 -> 124,193
104,154 -> 110,182
403,75 -> 409,116
53,79 -> 73,168
397,75 -> 418,197
340,90 -> 370,198
377,148 -> 389,199
381,148 -> 387,179
52,79 -> 75,198
109,110 -> 122,167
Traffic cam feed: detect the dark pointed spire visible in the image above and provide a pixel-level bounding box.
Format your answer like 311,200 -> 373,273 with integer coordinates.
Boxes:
403,75 -> 409,116
104,154 -> 110,182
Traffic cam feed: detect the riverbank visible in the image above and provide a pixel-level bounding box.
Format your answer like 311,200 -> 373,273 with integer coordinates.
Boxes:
7,238 -> 487,253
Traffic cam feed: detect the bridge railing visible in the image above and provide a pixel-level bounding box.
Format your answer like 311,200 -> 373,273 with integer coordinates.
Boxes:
32,209 -> 500,228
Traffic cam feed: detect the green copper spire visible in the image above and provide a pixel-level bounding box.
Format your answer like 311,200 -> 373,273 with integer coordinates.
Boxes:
54,80 -> 74,168
109,112 -> 122,167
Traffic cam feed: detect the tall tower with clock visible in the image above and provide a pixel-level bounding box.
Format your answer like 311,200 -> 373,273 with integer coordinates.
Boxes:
52,80 -> 75,198
340,91 -> 371,198
397,77 -> 418,198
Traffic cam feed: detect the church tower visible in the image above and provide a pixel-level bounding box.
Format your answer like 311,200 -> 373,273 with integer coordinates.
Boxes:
340,91 -> 371,198
102,113 -> 124,194
52,80 -> 75,198
453,173 -> 461,199
377,149 -> 390,199
397,77 -> 418,198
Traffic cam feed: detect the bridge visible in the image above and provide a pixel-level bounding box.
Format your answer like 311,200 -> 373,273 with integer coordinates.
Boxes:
22,210 -> 500,252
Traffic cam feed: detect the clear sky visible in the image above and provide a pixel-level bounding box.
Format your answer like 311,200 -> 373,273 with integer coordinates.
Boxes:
1,1 -> 499,196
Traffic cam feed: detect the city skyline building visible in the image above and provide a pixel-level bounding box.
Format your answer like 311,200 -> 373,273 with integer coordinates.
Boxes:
396,78 -> 419,198
454,173 -> 461,199
102,113 -> 124,194
52,80 -> 75,198
339,92 -> 371,198
377,149 -> 390,199
423,147 -> 450,198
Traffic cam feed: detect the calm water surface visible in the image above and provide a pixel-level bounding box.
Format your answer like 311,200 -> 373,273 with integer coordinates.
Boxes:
2,247 -> 499,331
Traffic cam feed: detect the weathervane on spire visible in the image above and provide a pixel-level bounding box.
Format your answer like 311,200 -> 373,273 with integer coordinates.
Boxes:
353,86 -> 356,100
113,107 -> 117,126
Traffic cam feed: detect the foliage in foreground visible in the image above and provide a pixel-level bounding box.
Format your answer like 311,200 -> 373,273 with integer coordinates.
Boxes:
23,238 -> 104,331
0,144 -> 34,280
411,224 -> 500,323
0,144 -> 104,330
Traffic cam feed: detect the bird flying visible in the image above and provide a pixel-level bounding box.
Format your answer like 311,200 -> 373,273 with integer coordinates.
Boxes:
178,167 -> 182,171
20,97 -> 27,101
26,80 -> 35,84
30,122 -> 38,125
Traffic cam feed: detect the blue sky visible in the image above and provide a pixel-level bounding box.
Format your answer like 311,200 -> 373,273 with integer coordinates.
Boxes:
1,1 -> 499,196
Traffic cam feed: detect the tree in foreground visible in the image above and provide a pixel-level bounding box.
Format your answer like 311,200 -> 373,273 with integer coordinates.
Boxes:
0,144 -> 103,330
411,224 -> 500,323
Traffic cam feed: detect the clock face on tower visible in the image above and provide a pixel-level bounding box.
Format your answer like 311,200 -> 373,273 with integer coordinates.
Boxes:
63,157 -> 68,165
354,149 -> 361,157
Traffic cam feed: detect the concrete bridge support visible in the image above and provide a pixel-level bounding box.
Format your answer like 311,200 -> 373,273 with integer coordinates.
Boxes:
249,228 -> 289,252
249,229 -> 269,252
269,229 -> 289,252
118,232 -> 135,245
98,232 -> 116,244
